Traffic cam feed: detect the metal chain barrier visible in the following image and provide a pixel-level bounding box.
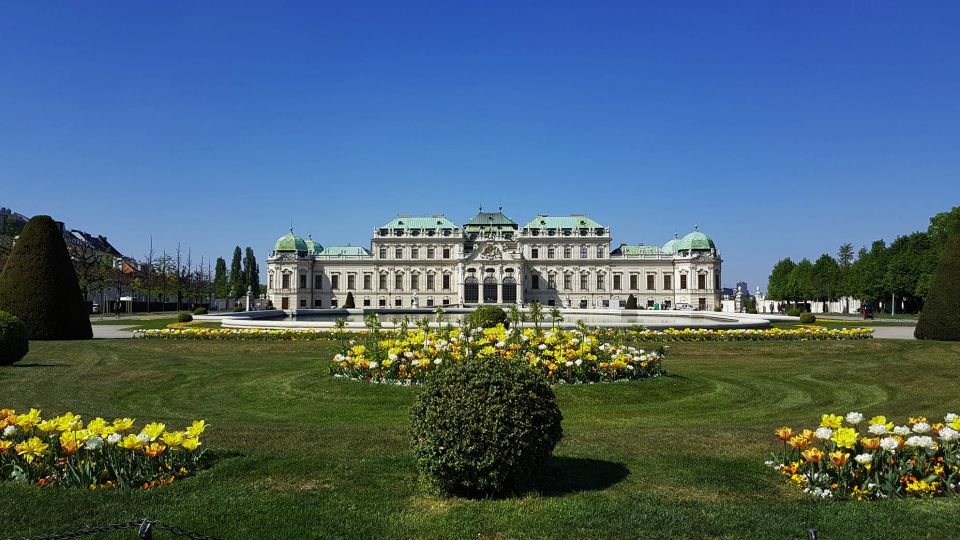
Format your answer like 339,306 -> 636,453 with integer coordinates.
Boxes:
7,518 -> 221,540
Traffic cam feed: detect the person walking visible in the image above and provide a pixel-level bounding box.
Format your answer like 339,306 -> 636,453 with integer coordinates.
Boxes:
113,301 -> 122,319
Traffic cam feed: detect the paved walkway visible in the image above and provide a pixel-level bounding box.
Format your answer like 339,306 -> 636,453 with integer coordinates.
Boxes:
869,326 -> 917,340
92,325 -> 139,339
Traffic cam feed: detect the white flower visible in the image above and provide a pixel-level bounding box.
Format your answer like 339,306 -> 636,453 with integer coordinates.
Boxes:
388,354 -> 398,361
946,413 -> 958,423
2,425 -> 15,437
912,422 -> 931,434
538,344 -> 547,350
845,412 -> 864,425
880,437 -> 899,452
85,437 -> 104,450
868,423 -> 889,435
368,361 -> 378,369
571,338 -> 579,344
565,361 -> 573,367
764,460 -> 775,467
575,359 -> 583,366
496,341 -> 505,348
137,433 -> 150,443
893,425 -> 912,436
627,365 -> 635,370
854,453 -> 873,464
433,359 -> 442,365
938,427 -> 960,442
815,427 -> 834,440
906,435 -> 937,451
107,433 -> 122,444
404,351 -> 414,358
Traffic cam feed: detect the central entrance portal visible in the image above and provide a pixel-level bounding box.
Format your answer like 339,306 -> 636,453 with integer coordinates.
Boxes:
483,276 -> 498,303
464,277 -> 479,304
501,277 -> 517,304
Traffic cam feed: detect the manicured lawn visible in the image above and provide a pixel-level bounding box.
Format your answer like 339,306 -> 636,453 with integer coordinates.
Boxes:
2,338 -> 959,539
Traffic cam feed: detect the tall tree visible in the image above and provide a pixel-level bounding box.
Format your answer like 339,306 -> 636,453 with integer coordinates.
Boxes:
812,254 -> 840,311
767,258 -> 796,301
244,247 -> 260,296
213,257 -> 229,299
229,246 -> 243,299
786,258 -> 816,308
836,243 -> 855,312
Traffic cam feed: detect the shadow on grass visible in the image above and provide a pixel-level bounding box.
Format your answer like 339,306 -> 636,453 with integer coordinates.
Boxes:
10,363 -> 69,368
532,456 -> 629,497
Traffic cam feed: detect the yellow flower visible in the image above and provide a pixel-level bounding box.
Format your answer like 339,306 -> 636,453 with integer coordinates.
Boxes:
119,434 -> 146,450
161,431 -> 185,447
829,451 -> 850,467
87,417 -> 111,436
181,437 -> 201,452
17,408 -> 41,430
15,436 -> 49,463
140,422 -> 166,441
0,440 -> 13,454
37,419 -> 59,433
54,412 -> 83,431
186,420 -> 206,438
820,414 -> 843,429
144,443 -> 166,458
113,418 -> 135,431
832,427 -> 858,449
801,447 -> 824,463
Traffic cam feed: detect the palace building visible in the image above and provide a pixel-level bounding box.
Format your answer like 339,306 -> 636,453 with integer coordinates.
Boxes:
266,210 -> 722,311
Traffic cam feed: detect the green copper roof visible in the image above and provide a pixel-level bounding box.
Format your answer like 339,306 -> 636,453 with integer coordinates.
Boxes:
523,214 -> 605,229
612,244 -> 662,256
675,228 -> 716,251
304,235 -> 323,255
319,246 -> 371,257
463,210 -> 517,231
274,229 -> 308,252
662,234 -> 680,253
380,215 -> 456,229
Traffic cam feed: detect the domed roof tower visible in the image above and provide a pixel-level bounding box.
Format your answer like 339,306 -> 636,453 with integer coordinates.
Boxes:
273,228 -> 308,255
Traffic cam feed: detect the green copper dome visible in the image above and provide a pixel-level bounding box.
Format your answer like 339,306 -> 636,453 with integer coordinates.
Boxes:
675,228 -> 716,251
304,235 -> 323,255
662,234 -> 680,253
274,229 -> 308,253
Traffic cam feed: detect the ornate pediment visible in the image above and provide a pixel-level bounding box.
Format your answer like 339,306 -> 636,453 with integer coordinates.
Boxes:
463,240 -> 523,265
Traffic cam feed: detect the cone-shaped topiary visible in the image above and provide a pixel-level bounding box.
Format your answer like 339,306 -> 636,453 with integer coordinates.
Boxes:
0,311 -> 29,365
0,216 -> 93,340
342,291 -> 355,309
410,357 -> 563,497
625,294 -> 638,310
916,223 -> 960,340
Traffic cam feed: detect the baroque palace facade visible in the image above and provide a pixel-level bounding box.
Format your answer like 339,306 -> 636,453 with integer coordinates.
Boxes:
266,210 -> 722,311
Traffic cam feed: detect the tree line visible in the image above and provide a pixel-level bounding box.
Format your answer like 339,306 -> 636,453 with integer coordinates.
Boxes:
767,206 -> 959,313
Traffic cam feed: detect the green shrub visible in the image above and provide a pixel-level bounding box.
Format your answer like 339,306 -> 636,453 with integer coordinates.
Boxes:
193,307 -> 208,315
625,294 -> 638,310
799,312 -> 817,323
410,357 -> 563,497
233,305 -> 245,312
0,215 -> 92,340
747,308 -> 758,314
342,292 -> 356,309
467,305 -> 508,328
0,311 -> 29,365
916,222 -> 960,340
177,312 -> 193,323
787,308 -> 801,317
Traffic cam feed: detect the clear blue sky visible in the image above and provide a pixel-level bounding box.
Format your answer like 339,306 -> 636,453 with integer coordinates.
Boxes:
2,1 -> 958,290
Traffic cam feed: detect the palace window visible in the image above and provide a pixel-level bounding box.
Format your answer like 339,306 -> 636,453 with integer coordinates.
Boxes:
596,274 -> 605,291
268,275 -> 273,289
427,274 -> 435,290
314,299 -> 322,307
443,248 -> 451,259
427,247 -> 435,259
411,274 -> 419,290
363,298 -> 371,307
315,275 -> 322,289
613,274 -> 622,290
282,274 -> 290,289
442,274 -> 451,290
564,274 -> 572,290
411,248 -> 419,259
715,270 -> 721,290
580,273 -> 588,290
331,274 -> 341,289
379,298 -> 386,307
580,246 -> 588,258
379,273 -> 387,290
531,247 -> 539,259
395,247 -> 402,259
363,274 -> 372,290
532,275 -> 540,290
395,298 -> 402,307
664,275 -> 672,290
548,274 -> 556,289
426,298 -> 434,307
442,297 -> 450,305
630,274 -> 638,290
347,274 -> 356,290
647,274 -> 655,290
698,274 -> 706,290
547,247 -> 555,258
680,274 -> 687,290
299,275 -> 306,289
596,246 -> 605,258
563,247 -> 571,258
395,273 -> 403,290
379,248 -> 387,259
300,299 -> 306,307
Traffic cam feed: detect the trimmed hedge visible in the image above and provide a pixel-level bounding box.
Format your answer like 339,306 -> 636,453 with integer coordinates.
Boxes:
916,222 -> 960,340
467,305 -> 508,328
342,292 -> 355,309
193,307 -> 208,315
177,312 -> 194,323
0,216 -> 92,340
0,311 -> 29,365
410,357 -> 563,497
786,308 -> 801,317
799,312 -> 817,324
625,294 -> 638,310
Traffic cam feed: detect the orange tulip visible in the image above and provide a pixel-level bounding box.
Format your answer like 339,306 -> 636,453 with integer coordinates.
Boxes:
909,416 -> 928,425
0,440 -> 12,454
829,451 -> 850,467
788,435 -> 809,449
860,437 -> 881,450
802,447 -> 825,463
144,443 -> 166,458
775,427 -> 793,441
801,429 -> 816,442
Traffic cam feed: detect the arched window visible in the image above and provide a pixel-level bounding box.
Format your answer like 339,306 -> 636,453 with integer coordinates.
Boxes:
464,276 -> 479,304
483,276 -> 498,303
502,276 -> 517,304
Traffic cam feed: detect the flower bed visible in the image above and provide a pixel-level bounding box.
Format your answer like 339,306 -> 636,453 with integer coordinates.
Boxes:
331,326 -> 665,384
0,408 -> 207,490
138,326 -> 873,342
768,412 -> 960,499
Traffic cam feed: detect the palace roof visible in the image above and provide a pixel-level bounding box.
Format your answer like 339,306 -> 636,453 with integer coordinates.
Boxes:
319,246 -> 371,257
523,214 -> 605,230
611,244 -> 663,256
379,215 -> 457,229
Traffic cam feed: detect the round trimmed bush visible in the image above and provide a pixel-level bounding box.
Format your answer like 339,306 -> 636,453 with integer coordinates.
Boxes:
467,305 -> 508,329
233,305 -> 245,312
0,311 -> 29,365
786,307 -> 801,317
799,312 -> 817,323
410,357 -> 563,498
193,307 -> 208,315
177,312 -> 193,323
